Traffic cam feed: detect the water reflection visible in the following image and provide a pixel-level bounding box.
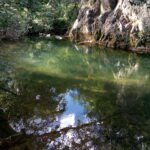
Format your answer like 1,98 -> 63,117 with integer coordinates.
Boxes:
57,89 -> 92,129
0,37 -> 150,150
10,89 -> 93,135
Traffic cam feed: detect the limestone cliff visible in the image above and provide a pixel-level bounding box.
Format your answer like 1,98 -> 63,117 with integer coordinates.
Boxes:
70,0 -> 150,52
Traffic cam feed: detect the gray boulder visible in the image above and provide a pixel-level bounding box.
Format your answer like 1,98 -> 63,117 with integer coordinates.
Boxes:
70,0 -> 150,52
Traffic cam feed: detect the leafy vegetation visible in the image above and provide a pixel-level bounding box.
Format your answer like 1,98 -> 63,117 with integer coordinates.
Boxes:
0,0 -> 80,40
129,0 -> 147,5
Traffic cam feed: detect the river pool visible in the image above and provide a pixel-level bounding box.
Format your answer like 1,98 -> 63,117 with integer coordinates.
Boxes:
0,37 -> 150,150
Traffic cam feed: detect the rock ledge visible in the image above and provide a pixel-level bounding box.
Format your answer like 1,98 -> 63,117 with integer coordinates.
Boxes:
70,0 -> 150,53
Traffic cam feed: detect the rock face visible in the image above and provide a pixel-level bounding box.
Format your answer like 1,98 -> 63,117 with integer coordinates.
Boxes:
70,0 -> 150,52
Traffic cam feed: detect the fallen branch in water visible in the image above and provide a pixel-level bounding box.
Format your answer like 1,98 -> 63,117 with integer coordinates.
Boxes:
39,120 -> 99,138
0,87 -> 18,96
39,111 -> 128,137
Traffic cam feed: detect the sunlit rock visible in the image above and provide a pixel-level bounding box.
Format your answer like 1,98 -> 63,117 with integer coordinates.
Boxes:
70,0 -> 150,52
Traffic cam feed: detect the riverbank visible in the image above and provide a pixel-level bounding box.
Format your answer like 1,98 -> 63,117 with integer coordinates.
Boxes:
73,39 -> 150,54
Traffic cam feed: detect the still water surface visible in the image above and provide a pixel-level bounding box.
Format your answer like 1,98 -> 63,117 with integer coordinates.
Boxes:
0,37 -> 150,150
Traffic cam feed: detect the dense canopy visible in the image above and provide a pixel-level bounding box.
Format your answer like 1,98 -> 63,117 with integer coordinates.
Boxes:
0,0 -> 80,39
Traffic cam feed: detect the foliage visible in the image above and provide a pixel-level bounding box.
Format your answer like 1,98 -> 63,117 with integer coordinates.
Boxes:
0,0 -> 80,40
129,0 -> 147,5
0,0 -> 28,39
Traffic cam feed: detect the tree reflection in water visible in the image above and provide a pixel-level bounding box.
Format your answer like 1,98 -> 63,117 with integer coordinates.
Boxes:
0,37 -> 150,150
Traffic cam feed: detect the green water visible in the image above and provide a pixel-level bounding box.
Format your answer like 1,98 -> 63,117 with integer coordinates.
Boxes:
0,37 -> 150,150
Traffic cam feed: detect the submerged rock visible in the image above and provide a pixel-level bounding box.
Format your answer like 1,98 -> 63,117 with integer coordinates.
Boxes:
70,0 -> 150,52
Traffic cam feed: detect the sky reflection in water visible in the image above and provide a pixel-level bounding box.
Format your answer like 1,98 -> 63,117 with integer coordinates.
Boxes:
0,37 -> 150,150
10,89 -> 93,135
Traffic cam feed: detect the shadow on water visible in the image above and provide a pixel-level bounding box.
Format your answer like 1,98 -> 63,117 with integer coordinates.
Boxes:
0,37 -> 150,149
